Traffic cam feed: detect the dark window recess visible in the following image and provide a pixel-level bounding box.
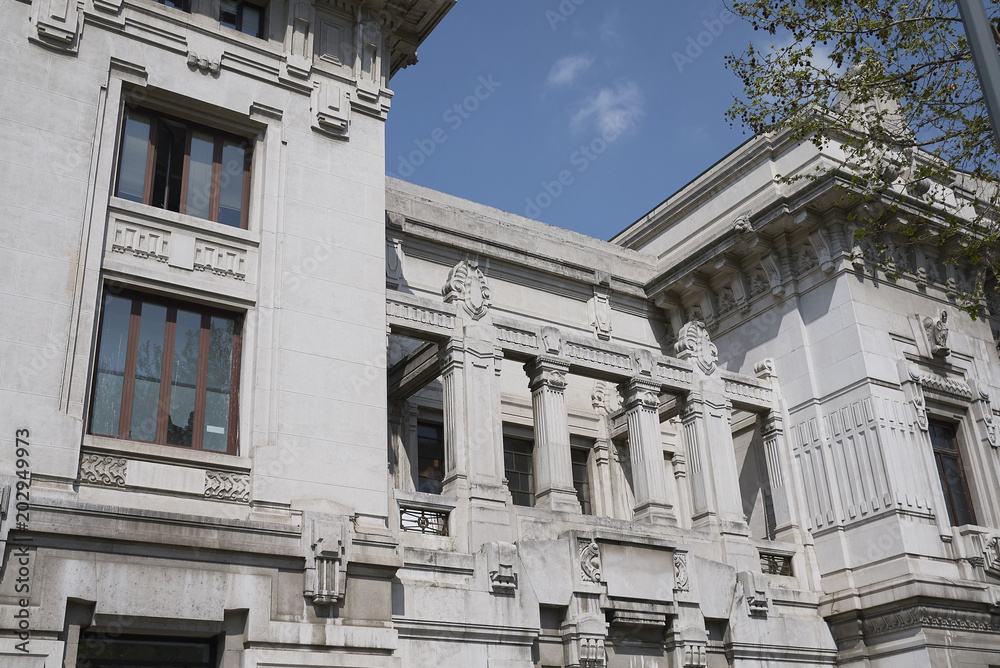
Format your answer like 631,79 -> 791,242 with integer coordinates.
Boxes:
219,0 -> 264,38
115,107 -> 252,228
759,551 -> 793,576
416,421 -> 444,494
571,447 -> 592,514
152,0 -> 191,11
503,435 -> 535,507
929,420 -> 976,526
89,290 -> 241,454
76,634 -> 214,668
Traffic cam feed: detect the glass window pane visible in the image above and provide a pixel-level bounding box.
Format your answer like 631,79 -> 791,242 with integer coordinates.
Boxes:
151,120 -> 186,212
185,132 -> 215,220
241,4 -> 262,37
203,315 -> 235,452
90,294 -> 132,436
219,0 -> 237,28
166,310 -> 201,447
129,303 -> 167,442
116,111 -> 150,203
217,141 -> 246,227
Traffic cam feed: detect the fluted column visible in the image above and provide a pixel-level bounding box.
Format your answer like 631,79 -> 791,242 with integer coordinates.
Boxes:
760,411 -> 795,538
622,377 -> 676,526
439,339 -> 469,493
525,356 -> 581,512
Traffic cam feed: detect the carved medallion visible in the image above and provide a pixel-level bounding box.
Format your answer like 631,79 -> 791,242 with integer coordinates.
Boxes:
674,321 -> 718,375
442,260 -> 492,319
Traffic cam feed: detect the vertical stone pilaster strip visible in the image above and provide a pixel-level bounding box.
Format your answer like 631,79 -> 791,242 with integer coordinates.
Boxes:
623,377 -> 676,526
525,356 -> 580,512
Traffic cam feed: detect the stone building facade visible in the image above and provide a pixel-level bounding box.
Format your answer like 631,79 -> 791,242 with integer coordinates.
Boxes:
0,0 -> 999,666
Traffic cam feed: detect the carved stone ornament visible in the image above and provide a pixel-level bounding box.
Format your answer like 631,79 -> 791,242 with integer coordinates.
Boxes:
442,260 -> 492,319
541,326 -> 562,355
736,571 -> 769,617
682,644 -> 708,668
588,286 -> 613,341
976,388 -> 998,449
204,471 -> 251,502
81,454 -> 127,487
385,238 -> 404,287
306,518 -> 346,605
485,541 -> 518,594
733,210 -> 752,235
754,358 -> 776,380
983,536 -> 1000,576
187,52 -> 221,75
674,321 -> 718,375
673,552 -> 690,592
922,310 -> 951,357
580,539 -> 602,583
862,605 -> 1000,637
577,637 -> 607,668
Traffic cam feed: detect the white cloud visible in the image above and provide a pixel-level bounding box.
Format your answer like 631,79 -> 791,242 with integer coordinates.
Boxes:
569,80 -> 644,135
547,54 -> 594,87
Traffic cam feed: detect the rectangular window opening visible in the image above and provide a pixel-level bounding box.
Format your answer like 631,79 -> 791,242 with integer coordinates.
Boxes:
219,0 -> 266,38
115,106 -> 252,229
89,289 -> 242,455
929,419 -> 976,527
503,434 -> 534,507
571,446 -> 592,515
76,634 -> 215,667
416,421 -> 444,494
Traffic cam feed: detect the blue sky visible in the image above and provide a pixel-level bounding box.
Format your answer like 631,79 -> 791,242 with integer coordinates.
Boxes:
385,1 -> 759,241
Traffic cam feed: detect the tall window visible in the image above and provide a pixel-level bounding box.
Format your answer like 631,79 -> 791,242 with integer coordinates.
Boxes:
503,435 -> 534,507
416,421 -> 444,494
116,107 -> 252,228
219,0 -> 264,38
89,290 -> 242,454
929,420 -> 976,526
77,634 -> 214,668
571,447 -> 592,515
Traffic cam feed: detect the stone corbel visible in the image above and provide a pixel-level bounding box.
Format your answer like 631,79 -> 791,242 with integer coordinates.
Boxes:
654,292 -> 685,349
304,517 -> 347,606
844,223 -> 866,270
484,541 -> 518,594
807,229 -> 835,273
312,82 -> 350,138
30,0 -> 81,51
682,275 -> 718,331
186,52 -> 221,75
758,253 -> 785,297
681,643 -> 708,668
736,570 -> 770,617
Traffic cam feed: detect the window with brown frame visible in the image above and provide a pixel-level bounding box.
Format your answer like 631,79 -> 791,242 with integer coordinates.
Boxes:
929,419 -> 976,526
219,0 -> 265,38
89,290 -> 242,454
115,106 -> 252,228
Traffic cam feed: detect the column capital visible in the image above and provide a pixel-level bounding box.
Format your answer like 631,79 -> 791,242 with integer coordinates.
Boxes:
524,355 -> 570,391
622,376 -> 661,411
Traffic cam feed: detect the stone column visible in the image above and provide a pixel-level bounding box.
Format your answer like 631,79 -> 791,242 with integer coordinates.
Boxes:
622,377 -> 676,526
525,356 -> 581,513
439,339 -> 469,493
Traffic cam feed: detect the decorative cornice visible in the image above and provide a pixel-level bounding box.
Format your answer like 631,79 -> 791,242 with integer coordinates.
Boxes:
907,368 -> 974,401
862,605 -> 1000,637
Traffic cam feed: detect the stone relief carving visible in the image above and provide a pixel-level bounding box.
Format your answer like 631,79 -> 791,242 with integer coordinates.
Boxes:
682,644 -> 708,668
591,380 -> 621,414
748,267 -> 769,297
718,286 -> 737,313
674,321 -> 718,375
588,286 -> 613,341
807,228 -> 835,273
442,260 -> 491,320
579,539 -> 602,583
754,358 -> 776,380
922,310 -> 950,357
984,536 -> 1000,576
204,471 -> 251,502
80,454 -> 127,487
305,518 -> 346,606
673,552 -> 689,592
385,238 -> 404,287
577,637 -> 606,668
759,253 -> 785,296
975,388 -> 998,449
540,326 -> 562,355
